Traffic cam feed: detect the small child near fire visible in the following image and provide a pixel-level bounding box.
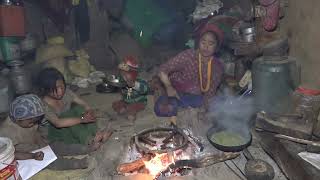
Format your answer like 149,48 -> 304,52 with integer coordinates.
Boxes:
112,56 -> 149,121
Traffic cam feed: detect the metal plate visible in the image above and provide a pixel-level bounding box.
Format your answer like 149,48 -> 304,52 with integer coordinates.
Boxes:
134,127 -> 189,154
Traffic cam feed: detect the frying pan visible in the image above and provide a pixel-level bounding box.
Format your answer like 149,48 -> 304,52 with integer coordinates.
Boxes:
207,126 -> 252,152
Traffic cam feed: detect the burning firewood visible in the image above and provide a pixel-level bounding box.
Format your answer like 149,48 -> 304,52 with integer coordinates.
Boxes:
117,154 -> 152,174
138,167 -> 150,174
138,136 -> 157,146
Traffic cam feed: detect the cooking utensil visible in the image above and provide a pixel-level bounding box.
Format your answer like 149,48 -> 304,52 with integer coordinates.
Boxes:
243,149 -> 275,180
7,60 -> 32,95
275,134 -> 320,147
242,34 -> 256,43
207,126 -> 252,152
134,127 -> 189,154
96,82 -> 118,93
245,159 -> 275,180
105,74 -> 127,88
241,27 -> 256,35
240,26 -> 256,43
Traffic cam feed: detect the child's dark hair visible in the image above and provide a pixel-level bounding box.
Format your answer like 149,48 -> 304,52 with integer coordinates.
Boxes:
37,67 -> 66,97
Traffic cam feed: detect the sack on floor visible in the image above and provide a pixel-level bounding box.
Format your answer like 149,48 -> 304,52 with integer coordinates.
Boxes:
36,44 -> 73,64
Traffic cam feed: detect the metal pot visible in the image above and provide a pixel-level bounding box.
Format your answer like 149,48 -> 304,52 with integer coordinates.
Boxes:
207,126 -> 252,152
241,27 -> 256,35
242,34 -> 256,43
252,56 -> 300,113
240,26 -> 256,43
105,74 -> 127,88
96,82 -> 118,93
7,60 -> 32,95
1,0 -> 12,5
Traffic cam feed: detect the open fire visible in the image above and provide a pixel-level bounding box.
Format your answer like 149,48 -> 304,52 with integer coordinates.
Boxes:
143,150 -> 186,178
116,127 -> 198,179
116,127 -> 239,179
117,142 -> 194,179
144,153 -> 171,177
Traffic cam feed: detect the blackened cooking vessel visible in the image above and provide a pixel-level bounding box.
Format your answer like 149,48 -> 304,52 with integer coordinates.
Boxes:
207,126 -> 252,152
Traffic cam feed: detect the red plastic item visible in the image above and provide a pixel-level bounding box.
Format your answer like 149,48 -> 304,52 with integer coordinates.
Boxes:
296,87 -> 320,96
0,5 -> 25,37
259,0 -> 280,32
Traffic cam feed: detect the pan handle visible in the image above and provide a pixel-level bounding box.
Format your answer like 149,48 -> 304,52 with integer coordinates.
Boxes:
243,148 -> 254,160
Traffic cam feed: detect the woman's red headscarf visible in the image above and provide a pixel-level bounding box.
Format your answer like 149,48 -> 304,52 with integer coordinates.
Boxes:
198,23 -> 224,48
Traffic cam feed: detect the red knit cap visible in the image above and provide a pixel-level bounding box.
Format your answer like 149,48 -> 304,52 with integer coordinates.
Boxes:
123,56 -> 139,70
119,56 -> 139,81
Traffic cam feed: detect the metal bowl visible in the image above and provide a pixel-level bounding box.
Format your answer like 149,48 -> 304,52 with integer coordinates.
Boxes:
242,33 -> 256,43
241,27 -> 256,35
96,82 -> 118,93
104,74 -> 126,88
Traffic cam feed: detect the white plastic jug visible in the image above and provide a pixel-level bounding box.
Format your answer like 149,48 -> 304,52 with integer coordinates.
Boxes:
0,137 -> 20,180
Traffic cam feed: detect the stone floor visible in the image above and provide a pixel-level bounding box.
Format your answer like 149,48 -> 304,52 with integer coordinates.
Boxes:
32,85 -> 288,180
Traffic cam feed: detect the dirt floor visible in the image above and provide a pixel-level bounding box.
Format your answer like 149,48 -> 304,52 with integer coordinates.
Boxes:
31,85 -> 287,180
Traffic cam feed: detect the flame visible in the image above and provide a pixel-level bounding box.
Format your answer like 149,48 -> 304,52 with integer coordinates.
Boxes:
143,153 -> 174,178
142,149 -> 192,178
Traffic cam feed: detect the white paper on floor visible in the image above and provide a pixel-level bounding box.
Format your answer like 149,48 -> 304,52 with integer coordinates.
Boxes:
298,151 -> 320,170
17,145 -> 57,180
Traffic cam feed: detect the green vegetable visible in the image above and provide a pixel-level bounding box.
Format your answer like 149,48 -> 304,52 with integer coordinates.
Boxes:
211,131 -> 246,146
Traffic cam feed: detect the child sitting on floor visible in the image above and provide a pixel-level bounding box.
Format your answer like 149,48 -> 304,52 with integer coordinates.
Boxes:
112,56 -> 149,121
0,94 -> 89,170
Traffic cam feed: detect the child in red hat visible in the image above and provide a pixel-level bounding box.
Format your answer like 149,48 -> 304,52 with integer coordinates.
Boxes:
112,56 -> 150,122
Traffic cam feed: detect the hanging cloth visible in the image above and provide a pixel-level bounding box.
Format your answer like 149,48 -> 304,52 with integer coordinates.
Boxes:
74,0 -> 90,44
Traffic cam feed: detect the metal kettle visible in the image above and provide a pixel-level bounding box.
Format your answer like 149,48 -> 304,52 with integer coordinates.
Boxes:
7,60 -> 32,95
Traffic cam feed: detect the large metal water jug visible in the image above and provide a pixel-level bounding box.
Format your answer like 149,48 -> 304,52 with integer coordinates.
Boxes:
252,56 -> 300,113
7,60 -> 32,95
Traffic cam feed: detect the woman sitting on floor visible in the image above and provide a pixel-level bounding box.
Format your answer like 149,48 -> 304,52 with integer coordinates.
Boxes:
154,23 -> 224,124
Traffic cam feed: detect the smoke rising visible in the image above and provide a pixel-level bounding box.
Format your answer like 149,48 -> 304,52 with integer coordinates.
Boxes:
207,88 -> 255,138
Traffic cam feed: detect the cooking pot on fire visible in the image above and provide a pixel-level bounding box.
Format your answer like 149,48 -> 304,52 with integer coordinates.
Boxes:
207,126 -> 252,152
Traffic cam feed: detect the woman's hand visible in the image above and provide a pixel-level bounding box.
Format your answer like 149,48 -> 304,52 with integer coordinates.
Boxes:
159,72 -> 179,99
33,151 -> 44,161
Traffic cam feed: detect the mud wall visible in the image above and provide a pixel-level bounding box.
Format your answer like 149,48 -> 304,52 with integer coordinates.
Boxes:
283,0 -> 320,89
